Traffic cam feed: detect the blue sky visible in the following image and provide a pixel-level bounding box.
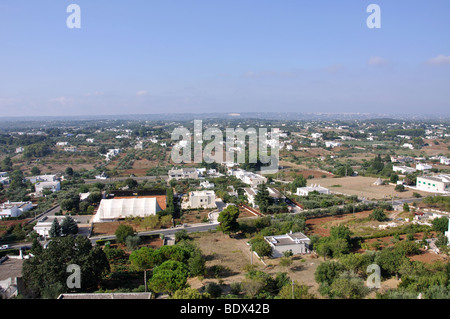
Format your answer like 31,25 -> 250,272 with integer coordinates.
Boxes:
0,0 -> 449,117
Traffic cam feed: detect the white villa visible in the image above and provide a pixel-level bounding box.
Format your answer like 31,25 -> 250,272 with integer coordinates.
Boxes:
296,185 -> 330,196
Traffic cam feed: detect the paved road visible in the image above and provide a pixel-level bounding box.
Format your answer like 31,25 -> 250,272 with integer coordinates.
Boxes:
88,222 -> 219,245
84,175 -> 168,184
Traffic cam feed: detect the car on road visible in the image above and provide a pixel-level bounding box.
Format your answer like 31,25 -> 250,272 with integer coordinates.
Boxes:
0,245 -> 9,250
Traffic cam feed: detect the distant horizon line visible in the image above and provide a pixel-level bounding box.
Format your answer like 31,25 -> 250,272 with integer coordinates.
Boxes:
0,111 -> 449,122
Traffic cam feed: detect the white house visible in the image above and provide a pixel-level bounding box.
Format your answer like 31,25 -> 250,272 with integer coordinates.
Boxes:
26,174 -> 57,184
33,216 -> 66,238
325,141 -> 342,148
393,165 -> 416,175
296,185 -> 330,196
182,191 -> 216,210
35,181 -> 61,194
244,187 -> 258,207
402,143 -> 414,150
440,157 -> 450,165
416,163 -> 433,171
56,141 -> 69,146
264,231 -> 311,258
234,169 -> 267,187
200,181 -> 215,189
168,167 -> 199,180
0,201 -> 33,219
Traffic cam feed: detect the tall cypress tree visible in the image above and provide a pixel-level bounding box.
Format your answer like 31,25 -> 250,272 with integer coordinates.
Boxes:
49,218 -> 61,238
255,183 -> 270,213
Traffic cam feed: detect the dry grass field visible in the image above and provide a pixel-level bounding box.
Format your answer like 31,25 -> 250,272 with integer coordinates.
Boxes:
313,176 -> 433,200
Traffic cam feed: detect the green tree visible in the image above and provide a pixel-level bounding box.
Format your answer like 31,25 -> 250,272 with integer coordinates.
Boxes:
125,178 -> 138,189
314,260 -> 345,286
172,287 -> 204,299
369,208 -> 387,222
289,176 -> 307,193
65,167 -> 74,177
115,224 -> 135,244
432,217 -> 449,233
277,281 -> 315,299
252,239 -> 272,260
329,271 -> 369,299
148,260 -> 189,295
87,192 -> 102,205
217,205 -> 240,237
31,166 -> 41,175
390,173 -> 399,184
403,203 -> 410,212
187,250 -> 206,277
22,236 -> 109,298
254,183 -> 270,213
60,216 -> 79,236
49,218 -> 61,238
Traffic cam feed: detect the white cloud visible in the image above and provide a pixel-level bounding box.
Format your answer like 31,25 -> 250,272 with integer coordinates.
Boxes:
426,54 -> 450,65
136,90 -> 148,96
368,56 -> 388,66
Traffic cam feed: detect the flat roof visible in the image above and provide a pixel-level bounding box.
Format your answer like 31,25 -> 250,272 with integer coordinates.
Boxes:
58,292 -> 152,299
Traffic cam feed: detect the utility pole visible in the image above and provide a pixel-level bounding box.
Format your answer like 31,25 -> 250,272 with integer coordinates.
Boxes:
292,279 -> 294,299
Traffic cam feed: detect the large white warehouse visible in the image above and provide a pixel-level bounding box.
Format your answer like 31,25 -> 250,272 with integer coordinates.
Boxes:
92,197 -> 163,223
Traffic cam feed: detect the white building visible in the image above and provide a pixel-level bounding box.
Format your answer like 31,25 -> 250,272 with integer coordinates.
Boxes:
440,157 -> 450,165
416,163 -> 432,171
86,138 -> 95,143
200,181 -> 215,189
325,141 -> 342,148
33,216 -> 66,238
56,141 -> 69,146
234,169 -> 267,187
168,167 -> 199,180
445,218 -> 450,246
26,174 -> 57,184
105,148 -> 121,161
264,231 -> 311,258
64,146 -> 77,152
244,187 -> 258,207
0,201 -> 33,219
402,143 -> 414,150
183,191 -> 216,210
35,181 -> 61,194
393,165 -> 416,175
93,197 -> 163,223
311,133 -> 323,139
296,185 -> 330,196
416,175 -> 450,193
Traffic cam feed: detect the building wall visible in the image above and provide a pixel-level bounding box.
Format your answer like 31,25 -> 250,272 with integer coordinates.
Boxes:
189,193 -> 216,209
271,242 -> 310,258
416,177 -> 447,193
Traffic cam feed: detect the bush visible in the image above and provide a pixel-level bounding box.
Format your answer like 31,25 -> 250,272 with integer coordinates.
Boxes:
369,208 -> 387,222
115,224 -> 135,244
204,282 -> 223,298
